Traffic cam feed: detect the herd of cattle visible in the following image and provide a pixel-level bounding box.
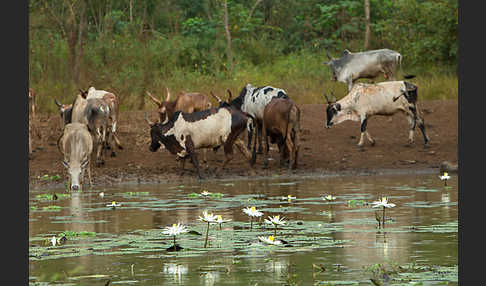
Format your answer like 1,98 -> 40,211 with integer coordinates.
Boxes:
28,48 -> 430,190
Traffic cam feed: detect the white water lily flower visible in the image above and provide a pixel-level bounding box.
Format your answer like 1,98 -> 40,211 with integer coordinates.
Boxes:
372,197 -> 396,208
258,235 -> 283,245
199,190 -> 212,197
242,206 -> 263,217
439,172 -> 450,181
281,195 -> 296,201
99,192 -> 104,198
198,211 -> 218,223
106,201 -> 121,208
265,215 -> 287,226
50,236 -> 58,247
162,223 -> 189,236
323,195 -> 336,201
215,215 -> 231,224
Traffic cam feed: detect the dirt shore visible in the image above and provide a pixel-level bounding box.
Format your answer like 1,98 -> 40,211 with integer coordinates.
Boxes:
28,99 -> 458,190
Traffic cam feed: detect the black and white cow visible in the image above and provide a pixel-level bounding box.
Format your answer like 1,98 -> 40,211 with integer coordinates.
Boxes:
146,99 -> 257,179
324,81 -> 429,147
228,83 -> 290,152
323,48 -> 415,91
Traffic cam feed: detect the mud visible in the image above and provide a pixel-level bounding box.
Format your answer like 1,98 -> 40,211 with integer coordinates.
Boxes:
28,99 -> 458,190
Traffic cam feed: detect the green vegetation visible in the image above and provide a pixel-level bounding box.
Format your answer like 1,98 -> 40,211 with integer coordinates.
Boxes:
29,0 -> 457,112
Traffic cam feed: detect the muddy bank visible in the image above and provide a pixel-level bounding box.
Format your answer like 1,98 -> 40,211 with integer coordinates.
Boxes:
29,99 -> 458,190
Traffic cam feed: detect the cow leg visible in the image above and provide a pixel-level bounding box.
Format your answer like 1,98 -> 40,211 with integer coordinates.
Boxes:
346,78 -> 354,92
247,123 -> 254,150
87,162 -> 92,187
409,105 -> 430,146
185,135 -> 202,179
257,121 -> 264,154
358,115 -> 368,147
217,143 -> 234,177
234,138 -> 256,176
262,121 -> 270,169
288,128 -> 299,170
202,148 -> 208,169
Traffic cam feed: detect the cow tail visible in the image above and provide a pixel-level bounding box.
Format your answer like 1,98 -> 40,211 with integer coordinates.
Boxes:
243,112 -> 258,165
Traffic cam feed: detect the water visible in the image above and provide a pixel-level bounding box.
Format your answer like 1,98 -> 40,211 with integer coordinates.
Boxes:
29,173 -> 458,285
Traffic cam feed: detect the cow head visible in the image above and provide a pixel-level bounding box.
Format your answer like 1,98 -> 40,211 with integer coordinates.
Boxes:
62,157 -> 89,191
323,92 -> 341,128
54,99 -> 73,127
146,87 -> 176,124
144,112 -> 162,152
322,50 -> 350,82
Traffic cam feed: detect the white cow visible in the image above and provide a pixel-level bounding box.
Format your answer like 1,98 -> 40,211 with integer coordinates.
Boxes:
323,81 -> 429,147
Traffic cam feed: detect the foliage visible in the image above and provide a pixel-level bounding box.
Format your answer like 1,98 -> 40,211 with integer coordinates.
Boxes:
29,0 -> 458,112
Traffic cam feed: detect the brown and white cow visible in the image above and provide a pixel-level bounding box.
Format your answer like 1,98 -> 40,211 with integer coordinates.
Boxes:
262,97 -> 301,170
58,122 -> 93,191
145,98 -> 256,179
324,81 -> 429,147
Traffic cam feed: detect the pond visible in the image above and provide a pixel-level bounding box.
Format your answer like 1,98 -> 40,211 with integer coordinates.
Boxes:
29,172 -> 458,285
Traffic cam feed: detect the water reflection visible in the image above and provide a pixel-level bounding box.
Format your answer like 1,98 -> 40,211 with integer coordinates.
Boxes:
162,262 -> 188,284
29,173 -> 458,284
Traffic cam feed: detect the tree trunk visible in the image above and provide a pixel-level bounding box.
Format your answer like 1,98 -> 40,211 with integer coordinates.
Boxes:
73,0 -> 87,86
223,0 -> 233,75
364,0 -> 371,50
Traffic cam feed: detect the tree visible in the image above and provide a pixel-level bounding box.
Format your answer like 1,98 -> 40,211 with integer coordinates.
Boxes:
223,0 -> 233,75
43,0 -> 87,85
364,0 -> 370,50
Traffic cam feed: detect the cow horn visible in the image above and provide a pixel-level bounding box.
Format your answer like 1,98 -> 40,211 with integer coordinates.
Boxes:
210,91 -> 222,103
146,91 -> 162,107
144,112 -> 154,126
323,93 -> 330,103
166,87 -> 171,101
226,89 -> 233,102
331,92 -> 337,103
326,49 -> 332,60
54,98 -> 62,108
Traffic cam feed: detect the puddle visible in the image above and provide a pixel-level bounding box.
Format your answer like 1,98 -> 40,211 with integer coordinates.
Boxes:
29,173 -> 458,285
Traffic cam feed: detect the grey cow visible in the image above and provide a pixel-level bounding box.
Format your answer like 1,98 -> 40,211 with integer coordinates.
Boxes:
59,123 -> 93,191
323,48 -> 414,91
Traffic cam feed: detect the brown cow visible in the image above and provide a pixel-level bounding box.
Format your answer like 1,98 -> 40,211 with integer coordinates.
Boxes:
146,87 -> 212,124
261,97 -> 301,170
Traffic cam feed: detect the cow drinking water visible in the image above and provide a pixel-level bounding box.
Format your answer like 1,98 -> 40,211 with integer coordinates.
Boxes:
58,123 -> 93,191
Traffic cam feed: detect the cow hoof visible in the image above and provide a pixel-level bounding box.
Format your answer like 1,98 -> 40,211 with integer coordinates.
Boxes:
370,140 -> 376,146
110,152 -> 117,157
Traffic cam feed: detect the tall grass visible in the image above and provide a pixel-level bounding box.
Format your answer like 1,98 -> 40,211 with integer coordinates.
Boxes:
30,40 -> 457,114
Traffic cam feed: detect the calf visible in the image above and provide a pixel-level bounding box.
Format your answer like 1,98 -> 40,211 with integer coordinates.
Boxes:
262,97 -> 301,170
145,99 -> 256,179
146,87 -> 212,124
228,83 -> 290,153
323,81 -> 429,147
58,122 -> 93,191
323,48 -> 415,91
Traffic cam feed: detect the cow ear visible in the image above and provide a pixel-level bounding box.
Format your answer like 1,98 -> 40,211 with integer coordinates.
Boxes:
81,158 -> 89,168
62,160 -> 69,169
341,49 -> 350,56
